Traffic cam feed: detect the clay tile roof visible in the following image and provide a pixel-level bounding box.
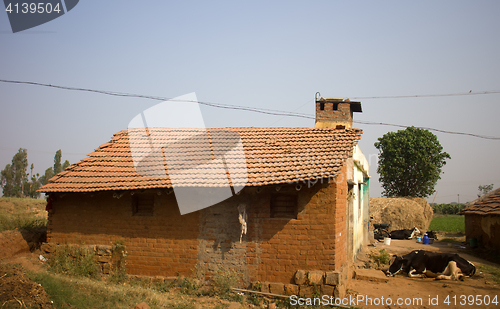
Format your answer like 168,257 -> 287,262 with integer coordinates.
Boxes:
37,127 -> 362,193
459,187 -> 500,216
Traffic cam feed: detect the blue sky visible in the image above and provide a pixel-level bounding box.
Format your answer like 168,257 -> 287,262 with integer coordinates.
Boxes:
1,1 -> 499,203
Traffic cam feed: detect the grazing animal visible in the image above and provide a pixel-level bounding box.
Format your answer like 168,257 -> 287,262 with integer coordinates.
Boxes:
389,226 -> 420,240
386,250 -> 475,280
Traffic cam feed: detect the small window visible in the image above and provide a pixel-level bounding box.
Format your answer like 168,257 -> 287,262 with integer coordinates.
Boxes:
132,194 -> 154,216
271,194 -> 297,219
319,102 -> 325,110
333,103 -> 339,111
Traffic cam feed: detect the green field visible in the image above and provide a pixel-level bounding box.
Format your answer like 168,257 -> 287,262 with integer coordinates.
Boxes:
428,214 -> 465,233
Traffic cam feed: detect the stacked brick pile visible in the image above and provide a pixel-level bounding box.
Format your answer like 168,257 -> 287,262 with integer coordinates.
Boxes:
255,268 -> 348,298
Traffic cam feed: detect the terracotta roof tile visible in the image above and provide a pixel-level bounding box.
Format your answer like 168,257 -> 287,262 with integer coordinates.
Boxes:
38,127 -> 362,193
459,187 -> 500,216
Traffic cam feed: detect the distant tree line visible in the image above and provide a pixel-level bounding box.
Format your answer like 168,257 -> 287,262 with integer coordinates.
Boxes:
432,203 -> 466,215
0,148 -> 69,198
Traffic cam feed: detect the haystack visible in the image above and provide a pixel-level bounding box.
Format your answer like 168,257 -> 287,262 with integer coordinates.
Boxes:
370,197 -> 433,232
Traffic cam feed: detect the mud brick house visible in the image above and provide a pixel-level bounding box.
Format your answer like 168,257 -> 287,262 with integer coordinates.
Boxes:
459,187 -> 500,251
38,98 -> 369,291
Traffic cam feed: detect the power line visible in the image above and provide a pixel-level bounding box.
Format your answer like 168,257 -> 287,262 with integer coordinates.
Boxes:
0,79 -> 313,119
1,78 -> 499,140
354,120 -> 500,140
351,91 -> 500,100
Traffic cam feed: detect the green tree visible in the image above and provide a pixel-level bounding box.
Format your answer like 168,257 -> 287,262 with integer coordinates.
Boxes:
478,184 -> 494,197
39,167 -> 54,186
0,164 -> 14,197
374,126 -> 451,198
54,149 -> 62,175
0,148 -> 29,197
24,163 -> 41,198
62,160 -> 70,170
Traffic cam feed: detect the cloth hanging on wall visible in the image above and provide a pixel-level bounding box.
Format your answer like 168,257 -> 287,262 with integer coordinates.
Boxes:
238,203 -> 247,243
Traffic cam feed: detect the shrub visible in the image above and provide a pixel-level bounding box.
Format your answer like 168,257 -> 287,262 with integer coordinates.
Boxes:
372,249 -> 391,265
180,277 -> 204,295
211,268 -> 242,301
48,245 -> 100,278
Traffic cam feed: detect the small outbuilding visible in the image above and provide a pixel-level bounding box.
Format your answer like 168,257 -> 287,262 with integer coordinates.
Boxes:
459,187 -> 500,251
38,98 -> 370,292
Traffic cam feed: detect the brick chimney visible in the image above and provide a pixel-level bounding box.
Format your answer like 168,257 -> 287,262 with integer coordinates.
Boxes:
315,97 -> 362,129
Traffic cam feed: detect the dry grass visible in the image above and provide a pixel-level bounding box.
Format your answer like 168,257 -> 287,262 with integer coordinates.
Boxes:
0,197 -> 47,232
29,269 -> 251,309
30,270 -> 200,309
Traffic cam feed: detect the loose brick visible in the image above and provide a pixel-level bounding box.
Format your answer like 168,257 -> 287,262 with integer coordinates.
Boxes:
260,282 -> 270,293
299,285 -> 316,297
294,270 -> 307,285
325,271 -> 341,285
322,284 -> 334,297
269,283 -> 284,295
96,255 -> 112,263
307,270 -> 324,285
284,284 -> 299,296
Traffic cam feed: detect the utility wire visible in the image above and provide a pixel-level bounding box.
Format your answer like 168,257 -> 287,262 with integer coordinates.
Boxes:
1,78 -> 499,140
354,120 -> 500,140
351,91 -> 500,100
0,79 -> 313,119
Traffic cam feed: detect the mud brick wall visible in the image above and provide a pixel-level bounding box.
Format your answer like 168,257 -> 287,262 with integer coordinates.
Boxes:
464,214 -> 500,250
48,170 -> 348,284
246,166 -> 347,284
47,192 -> 200,277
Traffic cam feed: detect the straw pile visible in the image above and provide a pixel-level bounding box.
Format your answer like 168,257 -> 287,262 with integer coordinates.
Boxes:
370,197 -> 433,232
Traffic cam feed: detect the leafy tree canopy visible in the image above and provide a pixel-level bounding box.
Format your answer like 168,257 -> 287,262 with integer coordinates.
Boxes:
1,148 -> 29,197
478,184 -> 494,197
1,148 -> 71,197
62,160 -> 70,171
39,167 -> 54,187
374,126 -> 451,198
54,149 -> 62,175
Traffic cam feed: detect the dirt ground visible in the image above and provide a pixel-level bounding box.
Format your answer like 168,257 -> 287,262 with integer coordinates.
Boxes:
350,233 -> 500,309
1,229 -> 500,309
0,261 -> 53,309
0,229 -> 52,309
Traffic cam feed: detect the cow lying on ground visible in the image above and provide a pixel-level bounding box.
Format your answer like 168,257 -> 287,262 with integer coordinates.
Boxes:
386,250 -> 475,280
389,227 -> 420,240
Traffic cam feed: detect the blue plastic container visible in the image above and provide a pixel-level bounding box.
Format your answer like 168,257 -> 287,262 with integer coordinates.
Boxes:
423,233 -> 429,245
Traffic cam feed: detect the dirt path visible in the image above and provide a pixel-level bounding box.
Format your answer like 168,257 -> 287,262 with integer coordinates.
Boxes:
350,237 -> 500,309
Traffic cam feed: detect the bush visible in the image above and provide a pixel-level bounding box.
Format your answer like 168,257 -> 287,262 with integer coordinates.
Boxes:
372,249 -> 391,265
180,277 -> 204,295
48,245 -> 100,278
211,268 -> 242,301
